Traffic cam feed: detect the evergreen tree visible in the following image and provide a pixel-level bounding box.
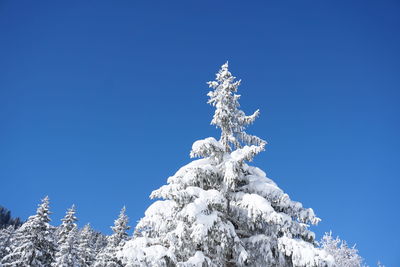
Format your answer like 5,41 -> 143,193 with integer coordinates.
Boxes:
110,206 -> 130,248
53,205 -> 79,267
53,227 -> 79,267
56,205 -> 78,245
119,63 -> 333,267
77,224 -> 96,267
1,196 -> 56,267
92,231 -> 108,255
94,207 -> 130,267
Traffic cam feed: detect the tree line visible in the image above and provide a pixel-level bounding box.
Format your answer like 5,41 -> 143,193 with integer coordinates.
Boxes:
0,197 -> 128,266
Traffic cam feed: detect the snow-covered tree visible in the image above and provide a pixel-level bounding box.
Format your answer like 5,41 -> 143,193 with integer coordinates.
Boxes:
56,205 -> 78,245
53,205 -> 79,267
77,224 -> 96,267
109,206 -> 130,248
94,207 -> 130,267
320,232 -> 364,267
119,63 -> 333,266
1,196 -> 56,267
0,226 -> 15,262
92,231 -> 108,255
53,227 -> 79,267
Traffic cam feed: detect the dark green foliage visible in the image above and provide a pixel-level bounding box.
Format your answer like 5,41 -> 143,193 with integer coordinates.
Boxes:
0,206 -> 23,229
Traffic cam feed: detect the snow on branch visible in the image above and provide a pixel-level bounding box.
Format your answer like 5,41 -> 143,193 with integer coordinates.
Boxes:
190,137 -> 224,162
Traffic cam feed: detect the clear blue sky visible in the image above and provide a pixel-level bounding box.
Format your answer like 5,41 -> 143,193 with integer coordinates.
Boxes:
1,1 -> 399,265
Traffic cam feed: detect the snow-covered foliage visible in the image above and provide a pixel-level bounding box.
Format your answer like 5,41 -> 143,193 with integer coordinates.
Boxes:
53,205 -> 79,267
207,62 -> 265,153
119,63 -> 334,267
56,205 -> 78,245
0,198 -> 112,267
92,230 -> 108,255
0,226 -> 15,261
53,227 -> 79,267
320,232 -> 364,267
1,196 -> 56,267
77,224 -> 96,267
94,207 -> 130,267
109,207 -> 130,248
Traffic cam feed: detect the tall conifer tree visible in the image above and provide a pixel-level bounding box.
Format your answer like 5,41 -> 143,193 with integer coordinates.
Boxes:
53,205 -> 79,267
120,63 -> 333,266
53,228 -> 79,267
56,205 -> 77,245
95,207 -> 130,267
1,196 -> 56,267
119,63 -> 333,266
77,224 -> 96,267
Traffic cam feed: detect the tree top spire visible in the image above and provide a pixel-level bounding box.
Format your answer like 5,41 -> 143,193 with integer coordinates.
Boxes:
207,62 -> 266,153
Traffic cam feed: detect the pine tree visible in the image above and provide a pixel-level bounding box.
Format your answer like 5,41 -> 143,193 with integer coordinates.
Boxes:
94,207 -> 130,267
53,205 -> 79,267
119,63 -> 334,267
77,224 -> 96,267
1,196 -> 56,267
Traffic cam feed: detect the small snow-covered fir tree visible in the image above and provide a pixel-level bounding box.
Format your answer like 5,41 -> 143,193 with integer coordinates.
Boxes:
320,232 -> 364,267
119,63 -> 333,266
1,196 -> 56,267
94,207 -> 130,267
77,224 -> 96,267
56,205 -> 77,245
53,205 -> 79,267
92,230 -> 108,255
53,227 -> 79,267
109,206 -> 130,248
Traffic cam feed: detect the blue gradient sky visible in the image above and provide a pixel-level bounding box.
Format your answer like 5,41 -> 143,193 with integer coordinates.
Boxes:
1,1 -> 399,265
